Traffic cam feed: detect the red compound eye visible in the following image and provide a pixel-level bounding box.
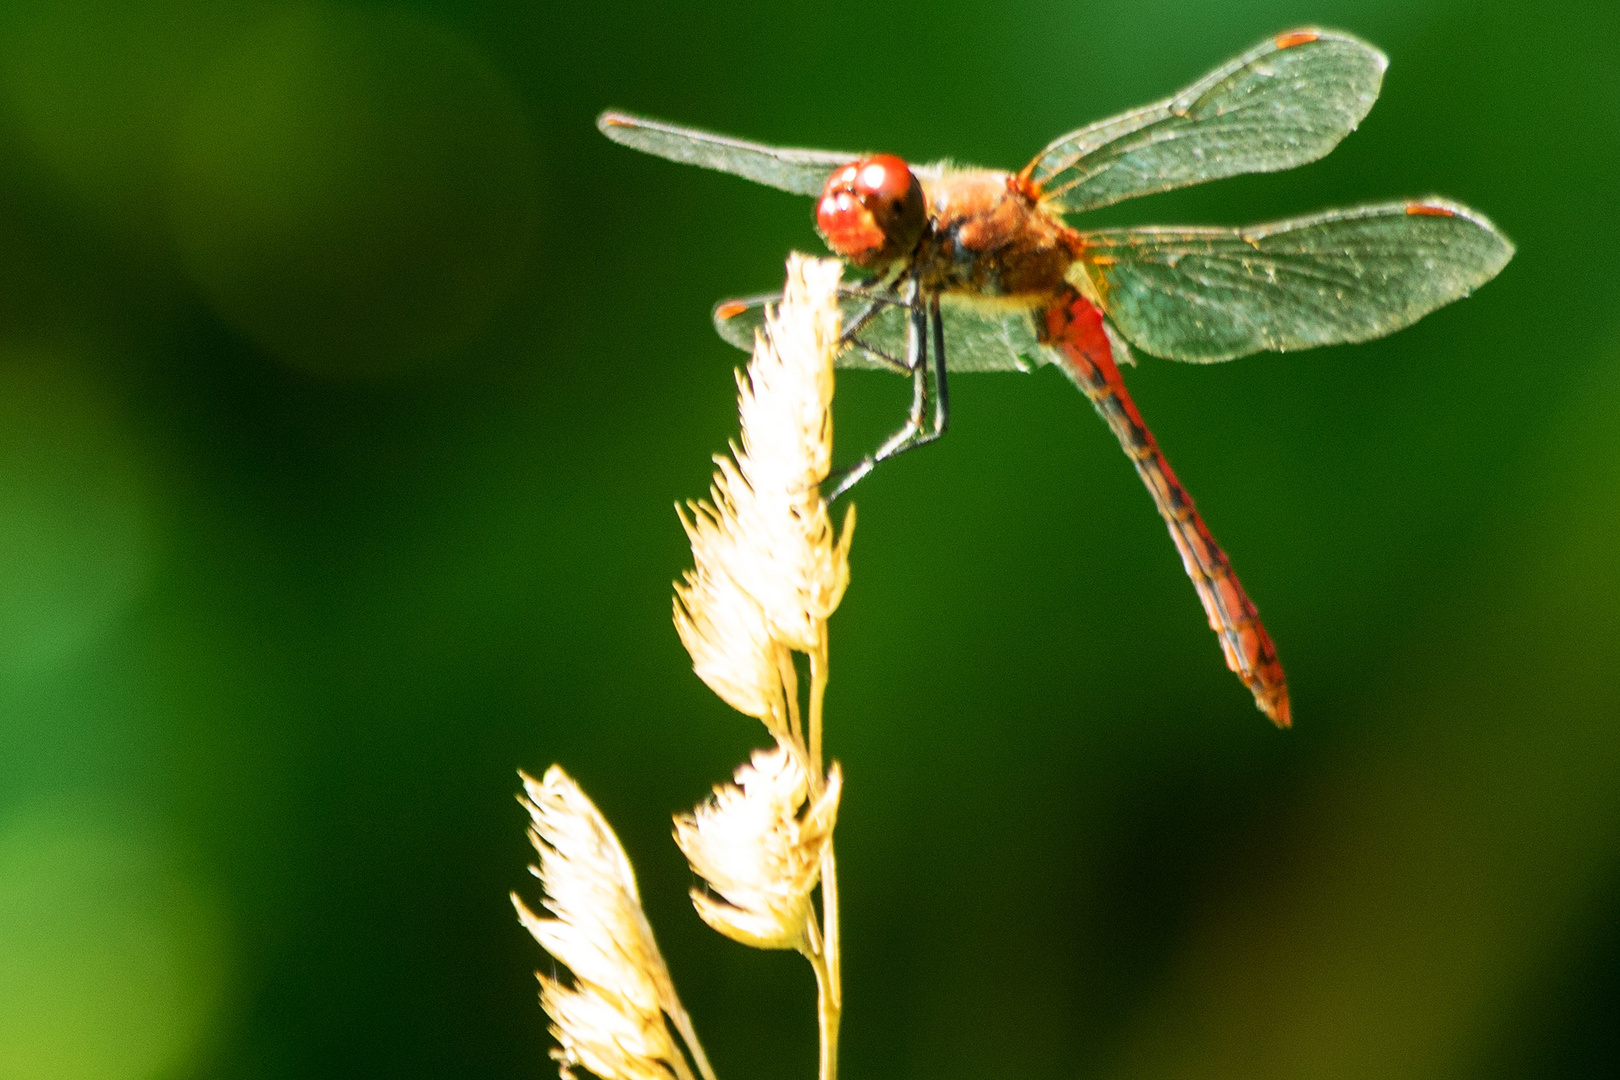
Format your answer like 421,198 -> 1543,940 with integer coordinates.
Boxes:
815,154 -> 925,267
852,154 -> 913,203
816,186 -> 883,258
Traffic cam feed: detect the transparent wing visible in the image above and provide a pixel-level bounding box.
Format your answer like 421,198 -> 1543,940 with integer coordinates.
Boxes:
1076,199 -> 1514,363
598,111 -> 859,197
714,293 -> 1049,373
1027,30 -> 1386,216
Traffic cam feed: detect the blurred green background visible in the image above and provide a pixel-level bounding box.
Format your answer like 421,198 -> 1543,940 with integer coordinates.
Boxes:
0,0 -> 1615,1077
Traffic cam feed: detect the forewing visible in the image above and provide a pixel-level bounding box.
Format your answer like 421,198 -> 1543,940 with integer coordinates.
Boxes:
599,111 -> 858,197
1028,30 -> 1386,215
714,294 -> 1047,373
1078,199 -> 1514,363
713,294 -> 781,350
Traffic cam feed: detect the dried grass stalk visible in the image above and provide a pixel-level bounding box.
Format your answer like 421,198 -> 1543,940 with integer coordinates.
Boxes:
512,767 -> 716,1080
670,254 -> 851,1080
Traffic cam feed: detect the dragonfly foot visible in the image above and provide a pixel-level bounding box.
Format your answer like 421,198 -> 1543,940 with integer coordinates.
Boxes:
824,460 -> 874,503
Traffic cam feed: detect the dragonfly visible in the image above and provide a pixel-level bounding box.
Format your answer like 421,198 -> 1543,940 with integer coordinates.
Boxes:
599,28 -> 1513,727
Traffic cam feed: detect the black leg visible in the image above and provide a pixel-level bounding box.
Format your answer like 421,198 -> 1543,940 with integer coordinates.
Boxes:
835,268 -> 907,341
824,284 -> 951,503
839,296 -> 887,343
845,339 -> 907,372
929,295 -> 949,437
837,279 -> 911,374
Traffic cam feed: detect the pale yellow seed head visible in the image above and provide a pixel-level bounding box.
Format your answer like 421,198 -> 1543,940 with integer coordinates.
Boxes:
539,976 -> 682,1080
672,501 -> 786,726
672,255 -> 854,707
511,767 -> 685,1080
674,743 -> 842,950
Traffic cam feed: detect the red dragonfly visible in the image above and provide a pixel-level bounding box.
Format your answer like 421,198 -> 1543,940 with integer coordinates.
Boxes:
599,29 -> 1512,727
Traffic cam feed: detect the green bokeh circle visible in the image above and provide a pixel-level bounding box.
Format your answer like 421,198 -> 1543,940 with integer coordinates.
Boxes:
0,800 -> 231,1080
0,351 -> 153,676
170,5 -> 541,379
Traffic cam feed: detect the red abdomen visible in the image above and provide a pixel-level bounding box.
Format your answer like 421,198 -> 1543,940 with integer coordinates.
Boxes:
1041,290 -> 1291,726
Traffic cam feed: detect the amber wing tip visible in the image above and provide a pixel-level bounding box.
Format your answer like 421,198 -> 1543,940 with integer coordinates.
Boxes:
1274,29 -> 1321,49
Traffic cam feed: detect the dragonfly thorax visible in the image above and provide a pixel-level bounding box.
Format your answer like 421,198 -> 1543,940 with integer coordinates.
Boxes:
912,169 -> 1081,300
815,155 -> 926,268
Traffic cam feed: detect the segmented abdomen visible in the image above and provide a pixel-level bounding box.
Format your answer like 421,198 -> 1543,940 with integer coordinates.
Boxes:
1041,290 -> 1291,727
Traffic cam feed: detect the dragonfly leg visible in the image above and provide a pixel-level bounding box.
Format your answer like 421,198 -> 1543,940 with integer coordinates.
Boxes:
835,269 -> 908,341
837,280 -> 913,373
839,296 -> 887,342
1041,288 -> 1291,727
846,338 -> 907,373
825,290 -> 950,502
929,294 -> 949,436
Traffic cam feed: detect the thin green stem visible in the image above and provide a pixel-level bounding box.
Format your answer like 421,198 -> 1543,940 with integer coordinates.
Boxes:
806,630 -> 839,1080
810,940 -> 840,1080
808,631 -> 828,785
776,646 -> 804,758
820,845 -> 841,1011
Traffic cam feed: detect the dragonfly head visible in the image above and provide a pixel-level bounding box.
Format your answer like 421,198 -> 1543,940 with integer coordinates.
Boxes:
815,154 -> 925,268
